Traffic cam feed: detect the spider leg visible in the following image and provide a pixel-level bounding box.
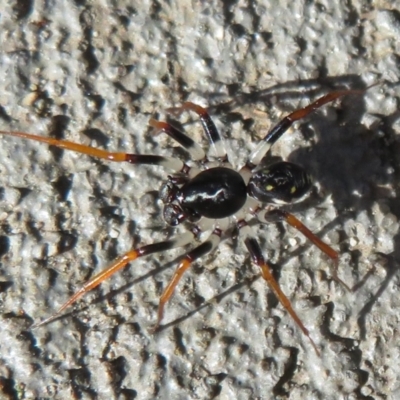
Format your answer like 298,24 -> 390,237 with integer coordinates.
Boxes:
154,227 -> 221,329
148,119 -> 206,161
248,88 -> 366,167
244,235 -> 320,356
31,232 -> 194,329
0,130 -> 185,172
166,102 -> 228,161
262,209 -> 350,291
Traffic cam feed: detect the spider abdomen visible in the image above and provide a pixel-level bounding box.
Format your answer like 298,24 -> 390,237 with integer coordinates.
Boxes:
248,161 -> 312,204
178,167 -> 247,219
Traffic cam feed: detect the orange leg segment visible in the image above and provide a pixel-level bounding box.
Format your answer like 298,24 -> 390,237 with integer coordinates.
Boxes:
262,88 -> 366,147
245,236 -> 320,356
31,237 -> 192,328
154,237 -> 217,330
248,88 -> 370,168
286,89 -> 365,123
0,130 -> 184,171
265,209 -> 350,291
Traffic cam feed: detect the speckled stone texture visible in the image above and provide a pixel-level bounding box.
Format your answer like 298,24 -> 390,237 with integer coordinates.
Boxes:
0,1 -> 400,399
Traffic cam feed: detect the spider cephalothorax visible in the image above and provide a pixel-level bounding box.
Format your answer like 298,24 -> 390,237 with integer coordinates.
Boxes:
0,88 -> 364,355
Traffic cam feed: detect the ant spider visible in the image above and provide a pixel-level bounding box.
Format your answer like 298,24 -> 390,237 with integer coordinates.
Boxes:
0,88 -> 365,355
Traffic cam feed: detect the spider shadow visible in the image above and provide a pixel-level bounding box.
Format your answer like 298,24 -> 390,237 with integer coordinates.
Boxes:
356,250 -> 399,341
355,107 -> 400,340
211,74 -> 391,216
208,75 -> 399,340
155,274 -> 260,332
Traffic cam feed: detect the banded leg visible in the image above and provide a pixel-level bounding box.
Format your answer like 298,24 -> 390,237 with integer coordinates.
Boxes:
244,235 -> 320,356
0,130 -> 185,172
262,209 -> 350,291
154,228 -> 221,329
248,89 -> 365,167
31,233 -> 193,328
149,119 -> 206,161
167,102 -> 228,161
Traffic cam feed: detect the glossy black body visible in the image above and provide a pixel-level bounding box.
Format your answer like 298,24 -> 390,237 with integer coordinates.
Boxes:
248,161 -> 312,204
178,167 -> 247,219
163,162 -> 312,225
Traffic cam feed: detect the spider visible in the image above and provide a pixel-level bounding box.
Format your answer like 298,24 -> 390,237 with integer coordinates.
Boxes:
0,88 -> 364,355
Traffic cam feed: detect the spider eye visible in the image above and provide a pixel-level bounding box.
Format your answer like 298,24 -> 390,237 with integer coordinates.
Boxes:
248,161 -> 312,204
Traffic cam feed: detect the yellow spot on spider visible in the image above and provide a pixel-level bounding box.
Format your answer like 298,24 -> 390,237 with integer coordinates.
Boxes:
266,185 -> 274,191
290,186 -> 296,194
